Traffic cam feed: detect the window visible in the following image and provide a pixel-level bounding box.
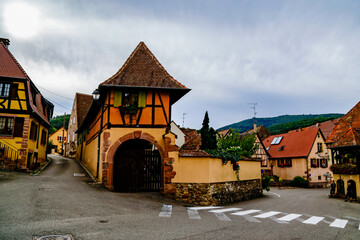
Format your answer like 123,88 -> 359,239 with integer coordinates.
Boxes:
123,92 -> 138,107
29,122 -> 38,141
317,142 -> 323,152
271,136 -> 283,145
261,158 -> 268,167
0,83 -> 11,97
40,129 -> 47,145
278,158 -> 292,167
311,158 -> 319,168
57,136 -> 66,142
318,176 -> 321,180
0,117 -> 14,135
320,158 -> 328,168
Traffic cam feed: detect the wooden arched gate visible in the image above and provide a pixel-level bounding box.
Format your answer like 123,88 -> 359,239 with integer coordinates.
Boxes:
113,139 -> 162,192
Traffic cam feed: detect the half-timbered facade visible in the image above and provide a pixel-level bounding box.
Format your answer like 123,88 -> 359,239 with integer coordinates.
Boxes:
0,38 -> 53,170
77,42 -> 190,194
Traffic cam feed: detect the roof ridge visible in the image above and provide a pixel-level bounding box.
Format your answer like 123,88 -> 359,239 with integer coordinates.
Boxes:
0,42 -> 29,79
101,42 -> 188,89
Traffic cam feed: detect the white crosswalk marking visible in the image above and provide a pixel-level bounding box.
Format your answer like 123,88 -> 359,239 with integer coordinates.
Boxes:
277,214 -> 302,222
159,204 -> 172,217
254,211 -> 282,219
209,208 -> 242,213
302,216 -> 324,225
329,219 -> 348,228
214,212 -> 232,221
231,209 -> 261,216
187,206 -> 222,220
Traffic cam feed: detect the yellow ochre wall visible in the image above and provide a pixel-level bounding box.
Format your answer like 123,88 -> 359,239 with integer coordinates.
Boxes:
333,174 -> 360,198
0,82 -> 27,110
27,118 -> 48,163
172,157 -> 261,183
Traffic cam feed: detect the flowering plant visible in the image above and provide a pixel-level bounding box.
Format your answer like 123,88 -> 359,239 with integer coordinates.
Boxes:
330,164 -> 359,175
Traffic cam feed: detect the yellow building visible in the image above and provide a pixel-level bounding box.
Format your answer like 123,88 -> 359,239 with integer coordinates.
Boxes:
49,127 -> 67,154
263,127 -> 331,187
0,38 -> 53,170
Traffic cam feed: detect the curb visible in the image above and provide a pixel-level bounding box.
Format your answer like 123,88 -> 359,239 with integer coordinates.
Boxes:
30,158 -> 52,176
75,158 -> 100,184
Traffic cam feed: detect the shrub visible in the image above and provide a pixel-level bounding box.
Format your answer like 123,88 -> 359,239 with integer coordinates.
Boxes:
262,176 -> 271,191
290,176 -> 308,188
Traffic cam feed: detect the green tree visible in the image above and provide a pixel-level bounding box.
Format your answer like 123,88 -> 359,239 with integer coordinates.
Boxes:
200,111 -> 217,150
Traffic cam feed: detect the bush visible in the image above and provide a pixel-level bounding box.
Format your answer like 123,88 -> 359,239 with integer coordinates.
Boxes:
262,176 -> 271,191
271,175 -> 279,182
290,176 -> 308,188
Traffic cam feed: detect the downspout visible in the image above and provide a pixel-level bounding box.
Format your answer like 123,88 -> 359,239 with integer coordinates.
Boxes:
96,104 -> 104,179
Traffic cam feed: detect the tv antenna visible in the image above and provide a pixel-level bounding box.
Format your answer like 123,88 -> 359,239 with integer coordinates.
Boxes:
247,103 -> 258,120
182,113 -> 187,128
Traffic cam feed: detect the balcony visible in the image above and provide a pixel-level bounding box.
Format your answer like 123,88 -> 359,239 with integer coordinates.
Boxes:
330,163 -> 359,175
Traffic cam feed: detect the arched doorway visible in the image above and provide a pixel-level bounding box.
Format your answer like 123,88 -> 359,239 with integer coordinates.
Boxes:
347,180 -> 357,199
113,139 -> 162,192
337,179 -> 345,196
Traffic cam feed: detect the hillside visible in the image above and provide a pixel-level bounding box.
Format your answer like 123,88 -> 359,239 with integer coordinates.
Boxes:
218,114 -> 343,134
49,114 -> 71,134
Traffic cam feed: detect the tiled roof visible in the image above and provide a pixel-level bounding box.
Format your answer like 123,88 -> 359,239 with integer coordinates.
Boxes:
243,125 -> 271,140
309,118 -> 339,140
326,101 -> 360,148
0,42 -> 28,79
180,128 -> 202,151
101,42 -> 188,90
75,93 -> 93,126
218,129 -> 229,137
263,127 -> 320,158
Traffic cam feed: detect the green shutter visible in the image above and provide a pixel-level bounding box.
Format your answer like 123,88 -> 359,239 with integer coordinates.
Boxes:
138,91 -> 147,108
114,91 -> 122,107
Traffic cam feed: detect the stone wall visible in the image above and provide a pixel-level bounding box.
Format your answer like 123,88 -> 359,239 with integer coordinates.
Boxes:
172,179 -> 263,205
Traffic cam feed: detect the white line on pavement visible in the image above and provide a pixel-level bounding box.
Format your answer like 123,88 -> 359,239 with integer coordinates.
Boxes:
277,214 -> 302,222
209,208 -> 242,213
188,206 -> 223,210
159,204 -> 172,217
302,216 -> 324,225
329,219 -> 348,228
187,208 -> 201,220
231,209 -> 261,216
266,192 -> 281,198
214,212 -> 232,221
254,211 -> 282,219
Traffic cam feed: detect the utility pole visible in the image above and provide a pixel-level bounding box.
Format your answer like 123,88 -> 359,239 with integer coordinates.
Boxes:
61,112 -> 65,156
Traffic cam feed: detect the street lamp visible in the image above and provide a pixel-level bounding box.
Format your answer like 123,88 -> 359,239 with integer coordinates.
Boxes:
92,89 -> 100,101
92,88 -> 102,180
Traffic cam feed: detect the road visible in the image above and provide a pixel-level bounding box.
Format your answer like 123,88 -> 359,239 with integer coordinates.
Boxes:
0,154 -> 359,240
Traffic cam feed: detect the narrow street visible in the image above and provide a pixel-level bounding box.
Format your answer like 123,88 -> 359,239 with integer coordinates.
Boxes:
1,155 -> 360,239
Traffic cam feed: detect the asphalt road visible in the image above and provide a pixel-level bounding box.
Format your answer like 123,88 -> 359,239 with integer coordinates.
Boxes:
0,154 -> 359,240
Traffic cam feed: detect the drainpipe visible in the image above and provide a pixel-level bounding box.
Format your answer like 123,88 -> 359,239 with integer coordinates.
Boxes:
96,104 -> 104,179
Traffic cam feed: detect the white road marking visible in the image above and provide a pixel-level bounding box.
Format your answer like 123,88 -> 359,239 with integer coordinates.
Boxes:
231,209 -> 261,216
73,173 -> 85,177
277,214 -> 302,222
254,211 -> 282,219
214,212 -> 232,221
302,216 -> 324,225
159,204 -> 172,218
243,214 -> 262,223
329,219 -> 348,228
209,208 -> 242,213
187,208 -> 201,220
266,192 -> 281,198
187,206 -> 221,220
188,206 -> 222,210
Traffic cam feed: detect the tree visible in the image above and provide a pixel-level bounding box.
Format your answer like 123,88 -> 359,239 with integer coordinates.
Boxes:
200,111 -> 217,150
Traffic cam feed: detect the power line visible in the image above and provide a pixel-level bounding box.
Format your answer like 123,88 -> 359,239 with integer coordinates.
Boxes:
36,85 -> 74,101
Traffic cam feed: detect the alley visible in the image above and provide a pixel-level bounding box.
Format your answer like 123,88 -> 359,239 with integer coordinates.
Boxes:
1,155 -> 360,240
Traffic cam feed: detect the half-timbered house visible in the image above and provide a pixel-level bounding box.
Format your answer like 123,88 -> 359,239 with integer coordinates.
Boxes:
76,42 -> 190,194
0,38 -> 53,170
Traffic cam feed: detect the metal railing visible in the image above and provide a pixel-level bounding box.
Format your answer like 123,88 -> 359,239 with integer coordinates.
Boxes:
0,139 -> 20,168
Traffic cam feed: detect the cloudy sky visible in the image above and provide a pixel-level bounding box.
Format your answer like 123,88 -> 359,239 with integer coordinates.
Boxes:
1,0 -> 360,129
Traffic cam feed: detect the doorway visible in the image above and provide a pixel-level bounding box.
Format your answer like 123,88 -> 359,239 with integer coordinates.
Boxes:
113,139 -> 162,192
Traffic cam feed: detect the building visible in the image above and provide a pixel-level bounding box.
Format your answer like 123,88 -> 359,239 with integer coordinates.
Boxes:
326,101 -> 360,199
65,93 -> 92,158
0,38 -> 53,170
76,42 -> 190,194
263,127 -> 331,187
49,127 -> 67,154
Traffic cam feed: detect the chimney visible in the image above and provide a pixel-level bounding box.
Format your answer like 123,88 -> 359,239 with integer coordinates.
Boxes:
253,122 -> 257,132
316,122 -> 319,128
0,38 -> 10,48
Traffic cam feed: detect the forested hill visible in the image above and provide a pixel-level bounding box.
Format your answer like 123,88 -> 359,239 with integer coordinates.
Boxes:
218,114 -> 343,134
49,114 -> 71,134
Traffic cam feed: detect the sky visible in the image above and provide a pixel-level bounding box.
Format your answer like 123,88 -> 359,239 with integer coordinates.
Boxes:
1,0 -> 360,130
